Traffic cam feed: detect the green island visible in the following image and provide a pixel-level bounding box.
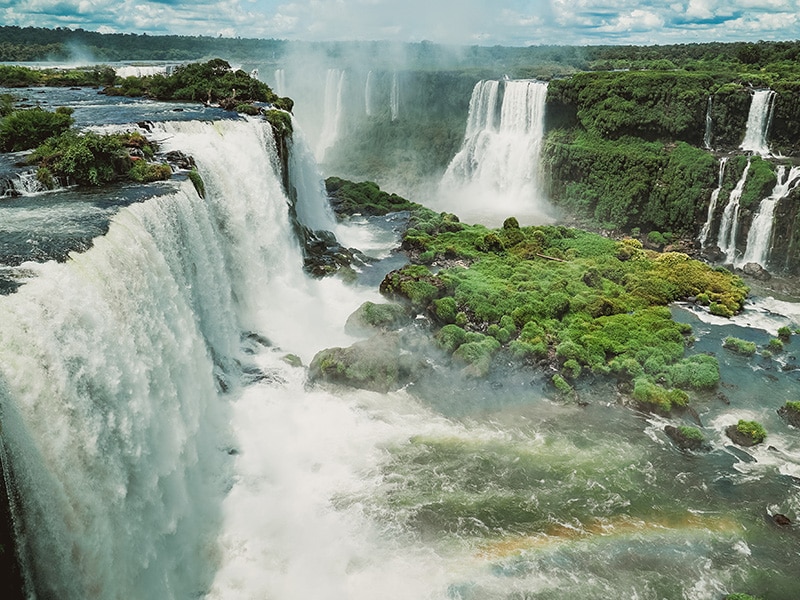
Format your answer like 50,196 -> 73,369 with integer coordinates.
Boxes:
311,179 -> 748,414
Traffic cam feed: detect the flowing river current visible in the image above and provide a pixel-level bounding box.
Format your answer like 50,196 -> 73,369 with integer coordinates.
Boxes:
0,88 -> 799,599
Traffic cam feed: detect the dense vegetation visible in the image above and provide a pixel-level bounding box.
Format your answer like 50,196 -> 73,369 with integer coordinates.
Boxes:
29,130 -> 171,187
0,64 -> 116,88
373,210 -> 746,410
0,105 -> 75,152
325,177 -> 417,217
102,58 -> 285,108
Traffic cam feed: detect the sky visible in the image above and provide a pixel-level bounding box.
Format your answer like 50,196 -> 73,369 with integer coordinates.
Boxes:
2,0 -> 799,46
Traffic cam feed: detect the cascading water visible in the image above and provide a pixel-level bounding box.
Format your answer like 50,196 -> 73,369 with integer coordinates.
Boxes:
390,71 -> 400,122
739,165 -> 800,268
438,79 -> 553,225
740,90 -> 777,156
0,118 -> 371,598
316,69 -> 346,162
365,70 -> 375,117
717,159 -> 751,262
703,96 -> 713,150
699,157 -> 727,247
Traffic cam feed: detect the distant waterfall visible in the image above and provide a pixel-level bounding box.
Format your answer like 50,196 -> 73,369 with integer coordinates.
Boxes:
390,71 -> 400,122
439,79 -> 552,224
273,68 -> 286,97
717,159 -> 751,262
740,90 -> 777,156
315,69 -> 346,161
316,69 -> 346,159
699,157 -> 727,247
703,96 -> 713,150
740,165 -> 800,268
365,70 -> 375,117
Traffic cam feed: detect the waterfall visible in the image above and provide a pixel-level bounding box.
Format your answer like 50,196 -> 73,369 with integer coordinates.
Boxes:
288,121 -> 339,233
740,89 -> 777,156
703,96 -> 713,150
716,159 -> 751,262
0,118 -> 358,599
439,79 -> 552,224
365,70 -> 375,117
9,170 -> 49,195
740,165 -> 800,268
390,71 -> 400,122
274,68 -> 286,97
315,69 -> 346,162
699,157 -> 727,247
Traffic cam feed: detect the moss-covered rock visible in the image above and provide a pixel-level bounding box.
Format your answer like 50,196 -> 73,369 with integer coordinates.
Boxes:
664,425 -> 708,451
726,420 -> 767,446
344,301 -> 411,336
308,332 -> 427,393
778,401 -> 800,427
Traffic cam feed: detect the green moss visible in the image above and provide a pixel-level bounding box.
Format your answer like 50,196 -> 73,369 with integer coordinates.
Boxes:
785,400 -> 800,412
326,177 -> 418,218
264,109 -> 293,136
552,373 -> 573,395
188,168 -> 205,198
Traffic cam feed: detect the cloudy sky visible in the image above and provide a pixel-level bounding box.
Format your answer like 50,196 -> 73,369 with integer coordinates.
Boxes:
2,0 -> 799,46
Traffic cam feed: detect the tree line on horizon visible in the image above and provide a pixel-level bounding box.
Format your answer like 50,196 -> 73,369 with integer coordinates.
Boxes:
1,25 -> 799,72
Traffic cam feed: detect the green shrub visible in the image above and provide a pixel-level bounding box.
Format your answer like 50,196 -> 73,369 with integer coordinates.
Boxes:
736,420 -> 767,444
723,336 -> 757,356
0,106 -> 74,152
767,338 -> 784,352
677,425 -> 704,441
436,324 -> 467,353
777,325 -> 792,340
632,376 -> 689,412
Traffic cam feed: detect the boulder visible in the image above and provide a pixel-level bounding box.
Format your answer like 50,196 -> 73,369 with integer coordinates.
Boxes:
741,262 -> 771,280
665,425 -> 709,451
725,423 -> 764,447
308,332 -> 428,393
344,301 -> 411,336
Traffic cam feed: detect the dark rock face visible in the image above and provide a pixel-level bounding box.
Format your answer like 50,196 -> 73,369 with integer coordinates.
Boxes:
163,150 -> 196,171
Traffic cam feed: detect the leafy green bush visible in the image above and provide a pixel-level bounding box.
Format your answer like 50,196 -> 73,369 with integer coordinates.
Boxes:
722,336 -> 757,356
767,338 -> 784,352
0,106 -> 74,152
677,425 -> 704,441
777,325 -> 792,340
29,130 -> 169,187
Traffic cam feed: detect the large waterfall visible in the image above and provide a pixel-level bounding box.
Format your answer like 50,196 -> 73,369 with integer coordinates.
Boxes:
438,79 -> 553,225
740,165 -> 800,268
0,119 -> 377,598
740,89 -> 776,156
390,72 -> 400,122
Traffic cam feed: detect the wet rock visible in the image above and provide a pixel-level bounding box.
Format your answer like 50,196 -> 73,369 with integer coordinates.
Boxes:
665,425 -> 709,451
772,513 -> 793,527
741,262 -> 771,280
725,424 -> 764,447
777,403 -> 800,427
164,150 -> 196,170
